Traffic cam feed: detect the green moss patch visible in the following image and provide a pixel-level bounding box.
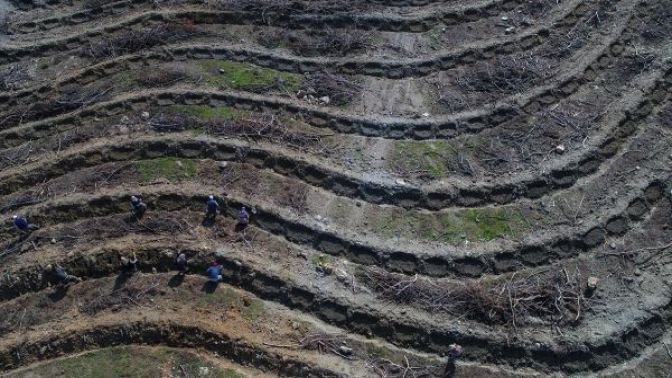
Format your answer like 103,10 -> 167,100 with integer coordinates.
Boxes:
389,140 -> 458,178
135,157 -> 198,182
6,345 -> 246,378
373,206 -> 528,244
199,60 -> 302,92
242,299 -> 266,321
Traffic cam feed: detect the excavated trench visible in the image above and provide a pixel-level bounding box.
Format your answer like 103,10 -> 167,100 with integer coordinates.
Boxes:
2,0 -> 672,376
0,172 -> 668,278
1,236 -> 671,374
0,0 -> 588,71
0,320 -> 342,377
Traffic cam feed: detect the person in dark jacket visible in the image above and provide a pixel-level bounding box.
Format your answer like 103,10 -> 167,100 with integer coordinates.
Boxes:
175,252 -> 188,274
46,264 -> 81,285
120,253 -> 138,275
442,344 -> 463,378
206,261 -> 223,282
130,196 -> 147,219
206,195 -> 219,220
12,215 -> 37,233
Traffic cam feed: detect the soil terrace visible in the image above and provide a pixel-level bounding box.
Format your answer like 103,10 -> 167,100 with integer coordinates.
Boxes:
1,0 -> 671,377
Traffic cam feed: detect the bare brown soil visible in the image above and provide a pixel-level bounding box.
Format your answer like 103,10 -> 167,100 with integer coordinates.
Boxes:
1,0 -> 672,377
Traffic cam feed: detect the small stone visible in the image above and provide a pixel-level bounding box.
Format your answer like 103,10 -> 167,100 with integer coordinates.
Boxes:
422,112 -> 430,117
218,161 -> 228,169
634,269 -> 641,276
151,267 -> 157,274
338,346 -> 353,356
291,321 -> 300,330
501,16 -> 509,21
141,111 -> 150,120
356,202 -> 362,207
609,242 -> 616,249
198,366 -> 210,375
176,160 -> 183,168
219,68 -> 226,74
555,144 -> 566,154
505,27 -> 516,34
51,238 -> 57,244
318,96 -> 330,105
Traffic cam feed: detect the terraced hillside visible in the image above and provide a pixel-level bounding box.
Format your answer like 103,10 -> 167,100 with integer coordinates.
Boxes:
0,0 -> 671,376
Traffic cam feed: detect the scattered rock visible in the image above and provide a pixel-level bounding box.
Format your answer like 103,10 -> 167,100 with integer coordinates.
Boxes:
291,321 -> 300,330
318,96 -> 330,105
501,16 -> 509,21
421,112 -> 430,117
555,144 -> 566,154
141,111 -> 150,120
338,346 -> 353,356
218,68 -> 226,74
634,269 -> 641,276
505,27 -> 516,34
609,242 -> 616,249
51,238 -> 57,244
151,267 -> 157,274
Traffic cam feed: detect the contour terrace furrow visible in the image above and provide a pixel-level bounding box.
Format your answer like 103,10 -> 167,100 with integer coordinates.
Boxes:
1,233 -> 671,374
0,0 -> 589,72
0,65 -> 668,211
5,0 -> 554,37
0,0 -> 644,137
0,171 -> 666,279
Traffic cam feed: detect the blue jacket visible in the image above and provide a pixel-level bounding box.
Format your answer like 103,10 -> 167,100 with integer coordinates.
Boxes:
207,199 -> 219,212
207,265 -> 222,281
13,217 -> 28,230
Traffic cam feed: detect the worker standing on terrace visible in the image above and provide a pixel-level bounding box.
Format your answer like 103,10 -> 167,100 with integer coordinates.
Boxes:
130,195 -> 147,220
442,343 -> 463,378
46,264 -> 82,285
207,261 -> 223,282
236,206 -> 250,233
12,215 -> 38,233
175,252 -> 188,274
120,253 -> 139,275
206,195 -> 220,220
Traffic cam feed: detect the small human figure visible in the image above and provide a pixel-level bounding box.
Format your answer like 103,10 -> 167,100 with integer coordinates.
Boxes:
130,195 -> 147,219
206,261 -> 223,282
46,264 -> 81,285
206,195 -> 219,219
175,252 -> 188,274
12,215 -> 38,233
120,253 -> 138,275
442,344 -> 463,378
236,206 -> 250,233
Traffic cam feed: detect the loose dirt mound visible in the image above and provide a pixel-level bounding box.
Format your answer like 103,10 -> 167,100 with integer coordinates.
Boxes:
1,0 -> 671,377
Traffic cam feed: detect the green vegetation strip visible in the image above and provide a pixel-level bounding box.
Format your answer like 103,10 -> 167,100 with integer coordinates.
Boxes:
199,60 -> 303,92
374,206 -> 529,244
6,345 -> 245,378
135,157 -> 198,182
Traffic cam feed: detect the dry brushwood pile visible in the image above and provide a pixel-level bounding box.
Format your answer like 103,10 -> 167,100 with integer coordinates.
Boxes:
1,0 -> 672,377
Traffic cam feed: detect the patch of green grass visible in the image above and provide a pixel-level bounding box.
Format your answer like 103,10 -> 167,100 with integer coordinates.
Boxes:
309,253 -> 333,266
372,207 -> 528,245
440,207 -> 528,243
390,140 -> 458,178
195,287 -> 240,309
135,157 -> 197,182
6,346 -> 247,378
199,60 -> 302,92
242,299 -> 266,321
169,104 -> 245,120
